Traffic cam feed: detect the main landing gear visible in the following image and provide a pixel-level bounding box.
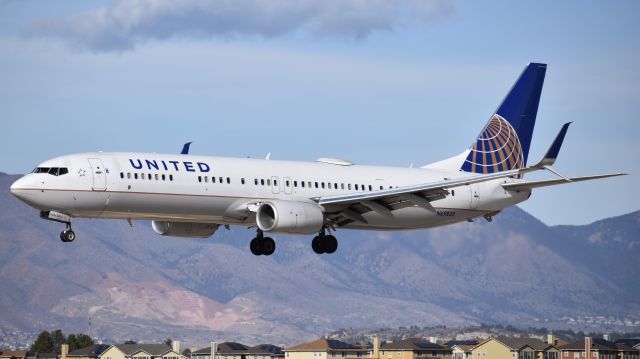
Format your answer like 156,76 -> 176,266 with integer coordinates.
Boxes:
250,229 -> 276,256
311,227 -> 338,254
60,223 -> 76,243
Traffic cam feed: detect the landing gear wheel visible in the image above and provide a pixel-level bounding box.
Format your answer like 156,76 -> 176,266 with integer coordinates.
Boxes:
60,229 -> 76,243
261,237 -> 276,256
250,237 -> 262,256
324,235 -> 338,254
311,235 -> 323,254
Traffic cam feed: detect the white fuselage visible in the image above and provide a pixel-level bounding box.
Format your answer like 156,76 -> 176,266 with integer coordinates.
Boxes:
10,152 -> 531,231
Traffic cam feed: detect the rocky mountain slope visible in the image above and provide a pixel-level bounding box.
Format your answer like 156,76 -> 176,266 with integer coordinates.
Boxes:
0,173 -> 638,346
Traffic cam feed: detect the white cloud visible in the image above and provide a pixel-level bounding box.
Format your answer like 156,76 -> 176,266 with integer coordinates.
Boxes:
23,0 -> 454,52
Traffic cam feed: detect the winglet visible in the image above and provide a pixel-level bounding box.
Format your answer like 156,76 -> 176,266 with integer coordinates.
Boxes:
181,142 -> 192,155
540,122 -> 572,166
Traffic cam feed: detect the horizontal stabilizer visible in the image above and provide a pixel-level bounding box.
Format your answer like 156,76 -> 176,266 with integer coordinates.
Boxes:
502,173 -> 627,191
540,122 -> 571,166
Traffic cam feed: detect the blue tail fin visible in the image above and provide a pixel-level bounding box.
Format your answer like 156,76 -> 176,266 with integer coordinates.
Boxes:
460,63 -> 547,174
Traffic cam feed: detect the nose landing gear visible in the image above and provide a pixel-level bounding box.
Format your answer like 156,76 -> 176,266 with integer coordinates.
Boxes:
311,227 -> 338,254
40,211 -> 76,243
250,229 -> 276,256
60,224 -> 76,243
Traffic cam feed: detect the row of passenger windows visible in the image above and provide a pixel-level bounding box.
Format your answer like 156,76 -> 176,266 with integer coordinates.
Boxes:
120,172 -> 174,181
197,175 -> 391,191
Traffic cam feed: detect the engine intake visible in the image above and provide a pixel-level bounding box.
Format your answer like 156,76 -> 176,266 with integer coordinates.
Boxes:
152,221 -> 219,238
256,200 -> 324,234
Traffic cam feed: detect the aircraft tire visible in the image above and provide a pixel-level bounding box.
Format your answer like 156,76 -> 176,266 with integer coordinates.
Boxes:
262,237 -> 276,256
311,236 -> 323,254
61,229 -> 75,242
250,237 -> 262,255
324,235 -> 338,254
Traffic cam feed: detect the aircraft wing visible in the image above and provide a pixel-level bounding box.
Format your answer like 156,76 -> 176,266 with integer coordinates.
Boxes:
317,169 -> 524,224
501,173 -> 626,191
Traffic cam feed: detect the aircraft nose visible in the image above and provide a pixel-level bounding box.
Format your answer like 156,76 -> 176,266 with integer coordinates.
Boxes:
10,176 -> 37,202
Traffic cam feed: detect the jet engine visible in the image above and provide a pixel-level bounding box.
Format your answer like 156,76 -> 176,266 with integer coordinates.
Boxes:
151,221 -> 219,238
256,200 -> 324,234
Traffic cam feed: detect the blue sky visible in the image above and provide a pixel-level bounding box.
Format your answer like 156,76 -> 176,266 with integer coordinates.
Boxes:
1,0 -> 638,225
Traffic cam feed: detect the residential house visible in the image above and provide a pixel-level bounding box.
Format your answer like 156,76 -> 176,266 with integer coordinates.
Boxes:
558,337 -> 618,359
285,338 -> 368,359
67,345 -> 111,359
450,345 -> 474,359
471,337 -> 558,359
615,340 -> 640,359
191,343 -> 283,359
99,343 -> 184,359
377,337 -> 451,359
0,351 -> 35,359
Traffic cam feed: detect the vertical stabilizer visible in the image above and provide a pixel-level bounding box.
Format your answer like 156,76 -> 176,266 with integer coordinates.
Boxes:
460,63 -> 546,174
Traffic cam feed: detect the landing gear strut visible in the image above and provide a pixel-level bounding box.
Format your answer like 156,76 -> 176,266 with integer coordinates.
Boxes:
312,227 -> 338,254
60,223 -> 76,243
250,229 -> 276,256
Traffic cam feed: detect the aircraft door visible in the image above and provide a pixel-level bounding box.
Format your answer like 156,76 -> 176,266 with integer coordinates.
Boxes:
271,176 -> 280,194
283,177 -> 293,195
470,183 -> 480,210
88,158 -> 107,191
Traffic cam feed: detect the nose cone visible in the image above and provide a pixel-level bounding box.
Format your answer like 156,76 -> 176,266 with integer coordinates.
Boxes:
10,176 -> 38,204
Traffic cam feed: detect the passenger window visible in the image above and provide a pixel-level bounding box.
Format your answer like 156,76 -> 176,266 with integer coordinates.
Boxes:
241,178 -> 245,185
355,184 -> 359,190
380,186 -> 383,190
267,179 -> 271,186
169,174 -> 173,181
198,176 -> 202,183
148,174 -> 152,180
348,184 -> 352,190
219,177 -> 223,183
321,182 -> 325,189
452,190 -> 455,196
294,181 -> 298,187
334,183 -> 338,189
155,174 -> 159,180
127,173 -> 131,179
274,179 -> 277,186
341,183 -> 345,190
301,181 -> 305,188
161,174 -> 165,181
227,177 -> 230,184
286,180 -> 290,187
205,176 -> 209,183
134,173 -> 138,179
307,181 -> 311,188
315,182 -> 318,188
254,178 -> 258,185
120,172 -> 124,179
212,177 -> 216,183
369,185 -> 372,191
261,179 -> 265,186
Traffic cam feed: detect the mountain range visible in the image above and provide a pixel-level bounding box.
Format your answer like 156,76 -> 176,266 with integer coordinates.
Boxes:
0,172 -> 638,347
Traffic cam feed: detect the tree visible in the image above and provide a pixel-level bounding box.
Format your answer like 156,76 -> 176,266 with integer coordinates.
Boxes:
73,333 -> 94,351
164,338 -> 173,347
67,335 -> 78,352
31,331 -> 55,353
182,349 -> 191,357
51,329 -> 65,354
124,340 -> 137,345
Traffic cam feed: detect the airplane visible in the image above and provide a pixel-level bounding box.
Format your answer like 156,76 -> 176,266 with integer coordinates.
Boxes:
10,63 -> 625,256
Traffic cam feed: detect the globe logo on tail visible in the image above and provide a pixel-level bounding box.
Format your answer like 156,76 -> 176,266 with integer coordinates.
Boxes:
461,114 -> 524,174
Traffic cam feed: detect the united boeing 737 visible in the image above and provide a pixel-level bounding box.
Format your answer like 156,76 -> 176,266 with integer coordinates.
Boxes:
10,63 -> 625,255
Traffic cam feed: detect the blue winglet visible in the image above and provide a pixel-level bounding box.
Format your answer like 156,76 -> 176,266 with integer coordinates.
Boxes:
180,142 -> 192,155
544,122 -> 571,161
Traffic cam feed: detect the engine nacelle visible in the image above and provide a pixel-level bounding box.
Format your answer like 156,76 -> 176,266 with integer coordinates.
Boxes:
151,221 -> 219,238
256,200 -> 324,234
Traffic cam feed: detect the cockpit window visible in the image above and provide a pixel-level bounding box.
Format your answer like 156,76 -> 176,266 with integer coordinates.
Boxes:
33,167 -> 69,176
